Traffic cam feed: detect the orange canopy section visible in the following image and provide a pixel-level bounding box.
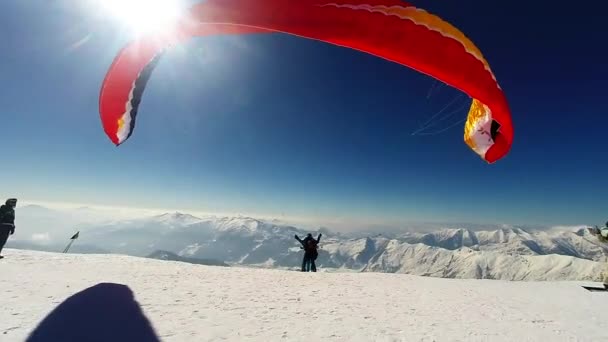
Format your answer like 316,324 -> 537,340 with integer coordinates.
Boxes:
99,0 -> 513,163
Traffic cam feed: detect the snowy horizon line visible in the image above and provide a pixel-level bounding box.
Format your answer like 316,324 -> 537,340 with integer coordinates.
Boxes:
15,199 -> 593,234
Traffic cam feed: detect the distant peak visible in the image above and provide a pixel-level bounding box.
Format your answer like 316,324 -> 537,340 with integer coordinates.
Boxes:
21,204 -> 48,209
19,204 -> 56,212
154,212 -> 202,222
160,211 -> 194,217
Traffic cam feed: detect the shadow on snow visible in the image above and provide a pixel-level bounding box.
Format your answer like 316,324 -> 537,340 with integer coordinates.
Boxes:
27,282 -> 160,342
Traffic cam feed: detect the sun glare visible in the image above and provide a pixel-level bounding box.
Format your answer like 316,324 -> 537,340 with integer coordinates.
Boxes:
98,0 -> 184,35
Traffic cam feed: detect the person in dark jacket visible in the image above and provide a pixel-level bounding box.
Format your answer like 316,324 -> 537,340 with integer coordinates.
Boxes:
295,233 -> 322,272
0,198 -> 17,258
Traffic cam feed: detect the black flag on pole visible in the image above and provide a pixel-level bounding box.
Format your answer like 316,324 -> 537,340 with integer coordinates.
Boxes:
63,231 -> 80,254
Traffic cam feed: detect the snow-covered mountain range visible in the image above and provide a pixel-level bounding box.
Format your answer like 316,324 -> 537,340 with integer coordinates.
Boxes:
8,206 -> 608,281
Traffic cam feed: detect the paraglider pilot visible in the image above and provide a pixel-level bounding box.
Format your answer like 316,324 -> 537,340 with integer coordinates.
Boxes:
0,198 -> 17,259
295,233 -> 321,272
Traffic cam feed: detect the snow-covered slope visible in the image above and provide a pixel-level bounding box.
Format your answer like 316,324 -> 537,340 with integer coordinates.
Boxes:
399,227 -> 608,261
1,249 -> 607,342
363,242 -> 605,281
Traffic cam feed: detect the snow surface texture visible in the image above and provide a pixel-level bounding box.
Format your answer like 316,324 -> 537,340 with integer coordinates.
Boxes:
1,249 -> 607,342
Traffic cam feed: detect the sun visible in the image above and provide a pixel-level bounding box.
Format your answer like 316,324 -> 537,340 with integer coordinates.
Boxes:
98,0 -> 185,35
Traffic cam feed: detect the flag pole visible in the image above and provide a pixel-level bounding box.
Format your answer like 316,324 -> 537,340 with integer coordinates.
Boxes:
62,231 -> 80,254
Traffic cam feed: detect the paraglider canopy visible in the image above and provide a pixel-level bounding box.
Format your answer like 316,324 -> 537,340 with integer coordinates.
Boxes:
99,0 -> 514,163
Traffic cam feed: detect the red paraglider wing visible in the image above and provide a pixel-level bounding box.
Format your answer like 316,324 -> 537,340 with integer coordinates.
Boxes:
98,25 -> 267,145
99,0 -> 513,163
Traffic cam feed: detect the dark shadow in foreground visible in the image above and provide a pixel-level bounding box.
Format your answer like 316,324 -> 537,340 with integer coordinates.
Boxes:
582,283 -> 608,292
27,282 -> 160,342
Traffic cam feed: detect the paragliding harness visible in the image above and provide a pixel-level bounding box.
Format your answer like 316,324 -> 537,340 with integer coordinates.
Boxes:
0,204 -> 15,228
305,238 -> 319,260
295,234 -> 321,260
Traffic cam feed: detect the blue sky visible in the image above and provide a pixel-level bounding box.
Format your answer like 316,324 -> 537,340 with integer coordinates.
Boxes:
1,0 -> 606,228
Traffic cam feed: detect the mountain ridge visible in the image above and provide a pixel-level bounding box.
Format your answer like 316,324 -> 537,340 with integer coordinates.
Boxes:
9,208 -> 608,281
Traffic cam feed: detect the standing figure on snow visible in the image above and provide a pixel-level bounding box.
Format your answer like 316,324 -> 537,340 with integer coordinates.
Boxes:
295,233 -> 322,272
593,221 -> 608,241
602,221 -> 608,240
0,198 -> 17,259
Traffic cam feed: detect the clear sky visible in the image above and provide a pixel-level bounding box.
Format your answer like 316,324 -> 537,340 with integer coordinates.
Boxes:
1,0 -> 606,228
